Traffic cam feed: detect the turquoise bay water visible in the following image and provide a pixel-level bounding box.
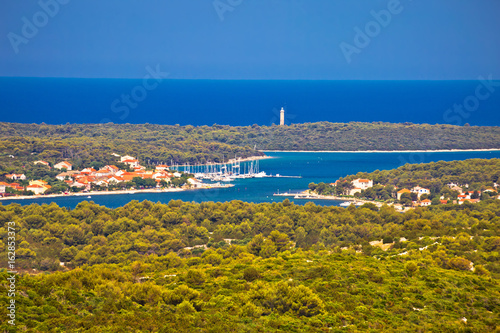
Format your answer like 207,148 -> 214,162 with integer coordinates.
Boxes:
2,151 -> 500,209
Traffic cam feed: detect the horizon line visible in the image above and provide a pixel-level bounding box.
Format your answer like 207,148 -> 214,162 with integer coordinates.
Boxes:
0,120 -> 492,128
0,76 -> 493,81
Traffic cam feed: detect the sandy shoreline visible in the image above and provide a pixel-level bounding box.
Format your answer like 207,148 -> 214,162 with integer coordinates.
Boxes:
0,184 -> 234,201
277,191 -> 409,210
262,149 -> 500,153
228,155 -> 273,163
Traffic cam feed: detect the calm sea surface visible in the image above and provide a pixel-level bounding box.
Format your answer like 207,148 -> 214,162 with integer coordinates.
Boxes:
2,151 -> 500,209
1,78 -> 499,126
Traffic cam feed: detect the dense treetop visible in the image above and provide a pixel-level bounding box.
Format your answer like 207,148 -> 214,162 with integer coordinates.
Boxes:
1,198 -> 499,331
1,121 -> 499,167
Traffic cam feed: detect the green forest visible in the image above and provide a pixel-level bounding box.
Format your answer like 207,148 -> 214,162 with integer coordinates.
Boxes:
310,158 -> 500,203
1,122 -> 499,173
1,198 -> 499,332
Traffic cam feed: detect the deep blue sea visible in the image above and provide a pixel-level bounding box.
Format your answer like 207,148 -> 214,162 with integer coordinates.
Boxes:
2,151 -> 500,209
0,78 -> 499,126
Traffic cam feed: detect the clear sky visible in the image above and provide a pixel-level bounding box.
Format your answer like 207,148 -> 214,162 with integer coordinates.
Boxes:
1,0 -> 499,80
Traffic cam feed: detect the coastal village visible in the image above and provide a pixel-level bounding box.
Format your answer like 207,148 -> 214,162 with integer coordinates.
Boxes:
345,178 -> 490,206
0,155 -> 219,198
298,177 -> 500,210
1,153 -> 499,211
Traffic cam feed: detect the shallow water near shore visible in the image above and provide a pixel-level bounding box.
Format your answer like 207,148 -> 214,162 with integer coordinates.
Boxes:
2,150 -> 500,209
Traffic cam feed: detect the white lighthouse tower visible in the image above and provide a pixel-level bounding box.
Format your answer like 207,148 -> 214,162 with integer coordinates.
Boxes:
280,107 -> 285,126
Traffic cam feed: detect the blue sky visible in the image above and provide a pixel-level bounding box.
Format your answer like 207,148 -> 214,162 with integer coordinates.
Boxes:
1,0 -> 499,80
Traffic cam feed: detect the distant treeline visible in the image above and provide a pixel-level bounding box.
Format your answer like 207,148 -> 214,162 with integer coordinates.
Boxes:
0,199 -> 499,331
0,122 -> 499,172
236,122 -> 500,151
0,123 -> 261,173
350,158 -> 500,189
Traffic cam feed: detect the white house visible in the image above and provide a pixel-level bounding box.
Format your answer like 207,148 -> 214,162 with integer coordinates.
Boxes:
71,181 -> 87,188
349,188 -> 363,196
34,160 -> 50,168
81,168 -> 97,175
458,194 -> 470,200
411,186 -> 430,199
6,174 -> 26,180
120,155 -> 135,162
351,179 -> 373,190
56,171 -> 78,181
155,165 -> 170,171
0,182 -> 7,194
27,184 -> 47,195
104,165 -> 119,174
449,185 -> 463,194
122,159 -> 140,168
95,169 -> 112,177
107,176 -> 124,183
420,199 -> 432,207
187,178 -> 203,188
153,172 -> 172,180
54,161 -> 73,171
397,189 -> 412,200
95,180 -> 109,187
115,170 -> 125,177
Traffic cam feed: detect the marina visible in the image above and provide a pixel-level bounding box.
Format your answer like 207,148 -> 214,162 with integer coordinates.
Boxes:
176,158 -> 301,182
3,150 -> 500,209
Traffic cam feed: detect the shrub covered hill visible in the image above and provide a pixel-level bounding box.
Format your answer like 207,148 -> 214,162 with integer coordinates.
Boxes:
1,198 -> 500,332
0,122 -> 499,169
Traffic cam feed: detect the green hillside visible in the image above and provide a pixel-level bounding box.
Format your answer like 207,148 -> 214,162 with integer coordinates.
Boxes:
1,199 -> 499,332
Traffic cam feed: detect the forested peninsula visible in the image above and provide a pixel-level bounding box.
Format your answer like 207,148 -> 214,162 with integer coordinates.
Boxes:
0,122 -> 499,169
309,158 -> 500,204
1,198 -> 499,331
